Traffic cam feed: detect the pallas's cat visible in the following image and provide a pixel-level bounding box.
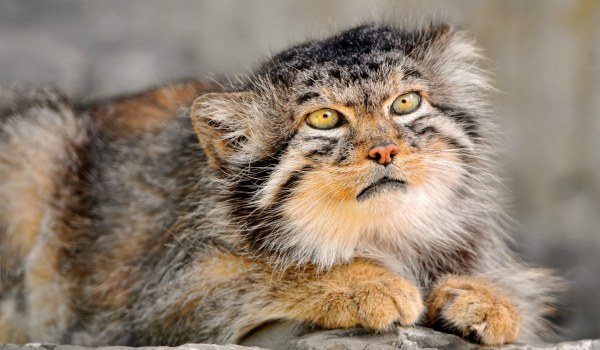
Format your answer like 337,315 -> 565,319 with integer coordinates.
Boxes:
0,23 -> 561,346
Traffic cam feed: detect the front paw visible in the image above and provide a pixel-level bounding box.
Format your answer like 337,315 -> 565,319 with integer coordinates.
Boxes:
311,260 -> 424,331
352,276 -> 424,330
426,276 -> 520,345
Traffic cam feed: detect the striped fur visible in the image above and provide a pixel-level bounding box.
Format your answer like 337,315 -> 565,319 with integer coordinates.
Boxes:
0,23 -> 562,346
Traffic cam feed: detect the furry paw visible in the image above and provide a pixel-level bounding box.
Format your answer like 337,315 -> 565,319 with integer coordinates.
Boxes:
309,260 -> 424,331
426,276 -> 520,345
352,276 -> 424,330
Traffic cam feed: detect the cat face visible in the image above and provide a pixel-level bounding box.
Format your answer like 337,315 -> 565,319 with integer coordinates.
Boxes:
191,24 -> 495,268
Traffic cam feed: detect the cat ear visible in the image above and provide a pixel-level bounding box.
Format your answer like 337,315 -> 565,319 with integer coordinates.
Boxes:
190,91 -> 256,170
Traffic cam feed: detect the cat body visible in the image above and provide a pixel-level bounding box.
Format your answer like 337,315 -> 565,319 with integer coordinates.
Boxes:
0,24 -> 560,346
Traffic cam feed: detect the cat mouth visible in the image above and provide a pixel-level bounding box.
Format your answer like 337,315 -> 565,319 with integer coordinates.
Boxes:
356,177 -> 407,201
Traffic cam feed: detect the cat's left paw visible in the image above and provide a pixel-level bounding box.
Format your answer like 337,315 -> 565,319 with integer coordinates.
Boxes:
426,276 -> 520,345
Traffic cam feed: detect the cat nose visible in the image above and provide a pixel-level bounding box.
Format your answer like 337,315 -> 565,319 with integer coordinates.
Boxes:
368,142 -> 400,165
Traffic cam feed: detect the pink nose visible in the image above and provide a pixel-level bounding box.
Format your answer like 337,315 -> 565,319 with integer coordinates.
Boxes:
368,143 -> 400,165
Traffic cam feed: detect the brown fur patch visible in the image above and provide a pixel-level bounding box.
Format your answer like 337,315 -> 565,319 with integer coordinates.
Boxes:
1,137 -> 58,260
426,275 -> 520,345
90,81 -> 215,137
0,310 -> 29,343
3,191 -> 44,257
197,252 -> 255,281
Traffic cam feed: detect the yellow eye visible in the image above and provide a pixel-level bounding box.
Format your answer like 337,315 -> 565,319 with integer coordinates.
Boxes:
391,92 -> 421,115
307,108 -> 341,129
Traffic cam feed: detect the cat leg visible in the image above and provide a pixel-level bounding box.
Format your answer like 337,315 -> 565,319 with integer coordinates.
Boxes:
142,254 -> 425,345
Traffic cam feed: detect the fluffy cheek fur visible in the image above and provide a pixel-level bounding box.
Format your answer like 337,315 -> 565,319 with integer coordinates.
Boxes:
269,138 -> 467,269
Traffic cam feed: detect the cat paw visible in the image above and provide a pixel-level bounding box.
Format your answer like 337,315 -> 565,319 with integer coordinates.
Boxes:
352,276 -> 424,330
310,260 -> 424,331
426,276 -> 520,345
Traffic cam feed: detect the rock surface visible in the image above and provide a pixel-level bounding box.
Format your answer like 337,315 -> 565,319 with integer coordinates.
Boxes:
0,344 -> 255,350
240,323 -> 600,350
3,325 -> 599,350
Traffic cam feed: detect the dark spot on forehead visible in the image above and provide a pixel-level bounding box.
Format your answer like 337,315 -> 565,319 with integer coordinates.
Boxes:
296,91 -> 321,104
366,61 -> 381,71
302,79 -> 316,87
403,67 -> 422,79
310,71 -> 323,82
292,59 -> 311,71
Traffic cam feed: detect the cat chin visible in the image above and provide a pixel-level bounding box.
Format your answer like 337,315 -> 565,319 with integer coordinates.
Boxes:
274,180 -> 463,269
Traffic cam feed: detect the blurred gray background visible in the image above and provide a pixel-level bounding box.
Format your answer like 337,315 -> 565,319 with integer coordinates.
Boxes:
1,0 -> 599,341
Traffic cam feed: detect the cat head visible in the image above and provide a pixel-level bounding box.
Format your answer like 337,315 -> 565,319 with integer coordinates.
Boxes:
191,23 -> 499,268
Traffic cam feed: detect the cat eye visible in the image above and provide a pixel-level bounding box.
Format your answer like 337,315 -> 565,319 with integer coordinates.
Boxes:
391,92 -> 421,115
306,108 -> 341,130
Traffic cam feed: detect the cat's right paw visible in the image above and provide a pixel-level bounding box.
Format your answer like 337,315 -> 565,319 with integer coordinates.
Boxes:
308,260 -> 424,331
351,276 -> 424,330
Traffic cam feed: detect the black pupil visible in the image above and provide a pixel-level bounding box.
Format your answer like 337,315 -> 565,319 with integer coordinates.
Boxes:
323,112 -> 329,119
402,99 -> 407,104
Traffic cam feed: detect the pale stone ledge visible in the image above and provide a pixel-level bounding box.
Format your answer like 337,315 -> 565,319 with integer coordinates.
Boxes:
2,324 -> 599,350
